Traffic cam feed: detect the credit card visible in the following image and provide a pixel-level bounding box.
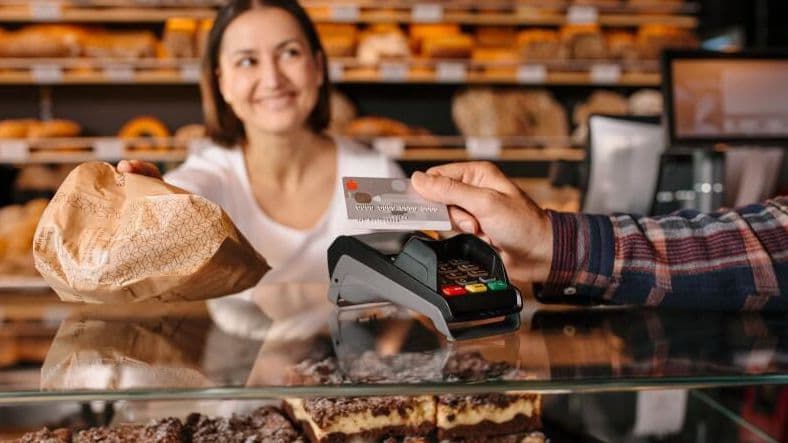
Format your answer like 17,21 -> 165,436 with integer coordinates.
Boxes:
342,177 -> 451,231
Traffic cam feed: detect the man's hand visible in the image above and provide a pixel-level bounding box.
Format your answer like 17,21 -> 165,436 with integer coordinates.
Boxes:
116,160 -> 162,180
411,162 -> 553,282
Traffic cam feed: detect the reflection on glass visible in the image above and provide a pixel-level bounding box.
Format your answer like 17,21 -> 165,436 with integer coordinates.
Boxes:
29,294 -> 788,393
41,316 -> 261,391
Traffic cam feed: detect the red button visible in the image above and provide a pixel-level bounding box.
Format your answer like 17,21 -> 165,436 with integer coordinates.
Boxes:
441,285 -> 467,297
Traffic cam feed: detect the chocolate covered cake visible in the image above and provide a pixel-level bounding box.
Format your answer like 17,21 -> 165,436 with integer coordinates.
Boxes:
14,428 -> 71,443
185,406 -> 304,443
74,418 -> 183,443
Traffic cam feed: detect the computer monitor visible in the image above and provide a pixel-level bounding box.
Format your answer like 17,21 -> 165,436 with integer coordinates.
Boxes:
662,50 -> 788,147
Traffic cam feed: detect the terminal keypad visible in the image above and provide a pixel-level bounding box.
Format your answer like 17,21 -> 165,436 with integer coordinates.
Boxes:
438,258 -> 508,297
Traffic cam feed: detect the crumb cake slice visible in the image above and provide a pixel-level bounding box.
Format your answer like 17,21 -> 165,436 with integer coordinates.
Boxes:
437,352 -> 542,440
74,417 -> 183,443
185,406 -> 304,443
283,357 -> 435,443
284,395 -> 435,443
435,393 -> 542,440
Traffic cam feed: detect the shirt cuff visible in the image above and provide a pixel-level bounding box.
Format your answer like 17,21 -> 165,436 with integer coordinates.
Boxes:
536,211 -> 615,304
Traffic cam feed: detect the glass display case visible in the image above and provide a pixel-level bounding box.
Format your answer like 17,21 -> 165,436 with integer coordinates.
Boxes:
0,284 -> 786,442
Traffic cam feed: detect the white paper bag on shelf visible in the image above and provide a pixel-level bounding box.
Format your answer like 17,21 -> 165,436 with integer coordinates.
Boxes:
33,162 -> 269,303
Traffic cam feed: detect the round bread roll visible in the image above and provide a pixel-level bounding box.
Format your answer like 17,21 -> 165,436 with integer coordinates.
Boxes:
409,23 -> 461,52
453,87 -> 568,140
474,26 -> 517,48
629,89 -> 663,116
357,27 -> 410,66
561,24 -> 607,59
0,119 -> 36,138
162,17 -> 198,59
0,336 -> 17,368
344,116 -> 412,138
173,123 -> 206,147
82,30 -> 157,59
0,25 -> 85,58
517,29 -> 566,61
421,34 -> 474,59
15,165 -> 60,192
119,116 -> 171,150
27,119 -> 81,139
317,24 -> 357,58
329,90 -> 357,135
637,24 -> 697,59
607,31 -> 638,62
571,90 -> 629,144
573,90 -> 629,125
196,19 -> 214,58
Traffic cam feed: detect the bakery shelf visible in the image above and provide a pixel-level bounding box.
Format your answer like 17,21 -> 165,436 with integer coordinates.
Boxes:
302,0 -> 699,15
0,136 -> 191,164
0,57 -> 661,86
0,4 -> 216,23
0,1 -> 697,26
0,276 -> 49,291
307,9 -> 698,28
0,136 -> 585,163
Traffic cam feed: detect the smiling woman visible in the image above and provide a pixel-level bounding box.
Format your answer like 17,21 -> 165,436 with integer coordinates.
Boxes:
115,0 -> 403,335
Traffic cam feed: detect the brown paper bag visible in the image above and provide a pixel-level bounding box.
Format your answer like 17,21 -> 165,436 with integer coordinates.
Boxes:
33,162 -> 269,303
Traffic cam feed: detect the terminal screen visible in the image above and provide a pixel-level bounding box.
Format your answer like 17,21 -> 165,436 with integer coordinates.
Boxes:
671,59 -> 788,140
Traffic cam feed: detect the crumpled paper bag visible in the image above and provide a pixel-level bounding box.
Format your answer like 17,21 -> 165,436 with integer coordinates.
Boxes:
33,162 -> 268,303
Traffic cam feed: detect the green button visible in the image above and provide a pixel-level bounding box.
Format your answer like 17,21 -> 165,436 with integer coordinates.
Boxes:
486,280 -> 508,291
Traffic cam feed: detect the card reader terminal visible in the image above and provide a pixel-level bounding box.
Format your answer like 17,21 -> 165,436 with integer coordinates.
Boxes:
327,233 -> 522,340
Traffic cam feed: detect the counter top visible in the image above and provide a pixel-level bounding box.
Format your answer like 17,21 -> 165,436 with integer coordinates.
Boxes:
0,284 -> 786,403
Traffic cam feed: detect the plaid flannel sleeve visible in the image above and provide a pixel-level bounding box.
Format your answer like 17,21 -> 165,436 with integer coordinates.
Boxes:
538,196 -> 788,310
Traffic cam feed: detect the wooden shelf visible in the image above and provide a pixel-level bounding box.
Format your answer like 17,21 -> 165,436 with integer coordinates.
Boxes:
0,5 -> 216,22
0,58 -> 661,86
308,9 -> 697,28
0,136 -> 585,164
0,1 -> 697,27
399,147 -> 584,162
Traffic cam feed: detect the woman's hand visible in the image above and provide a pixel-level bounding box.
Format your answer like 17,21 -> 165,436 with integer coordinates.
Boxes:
411,161 -> 553,283
116,160 -> 162,180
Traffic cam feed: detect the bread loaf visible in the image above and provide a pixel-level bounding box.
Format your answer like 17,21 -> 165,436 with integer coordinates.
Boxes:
453,87 -> 568,139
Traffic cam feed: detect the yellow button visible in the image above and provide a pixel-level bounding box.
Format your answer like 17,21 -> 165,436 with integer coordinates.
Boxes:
464,283 -> 488,293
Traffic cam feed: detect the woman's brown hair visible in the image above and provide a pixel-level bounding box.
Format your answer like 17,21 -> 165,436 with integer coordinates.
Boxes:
201,0 -> 331,147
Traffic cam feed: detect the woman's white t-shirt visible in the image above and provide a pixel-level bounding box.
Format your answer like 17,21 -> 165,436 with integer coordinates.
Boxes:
164,137 -> 404,295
